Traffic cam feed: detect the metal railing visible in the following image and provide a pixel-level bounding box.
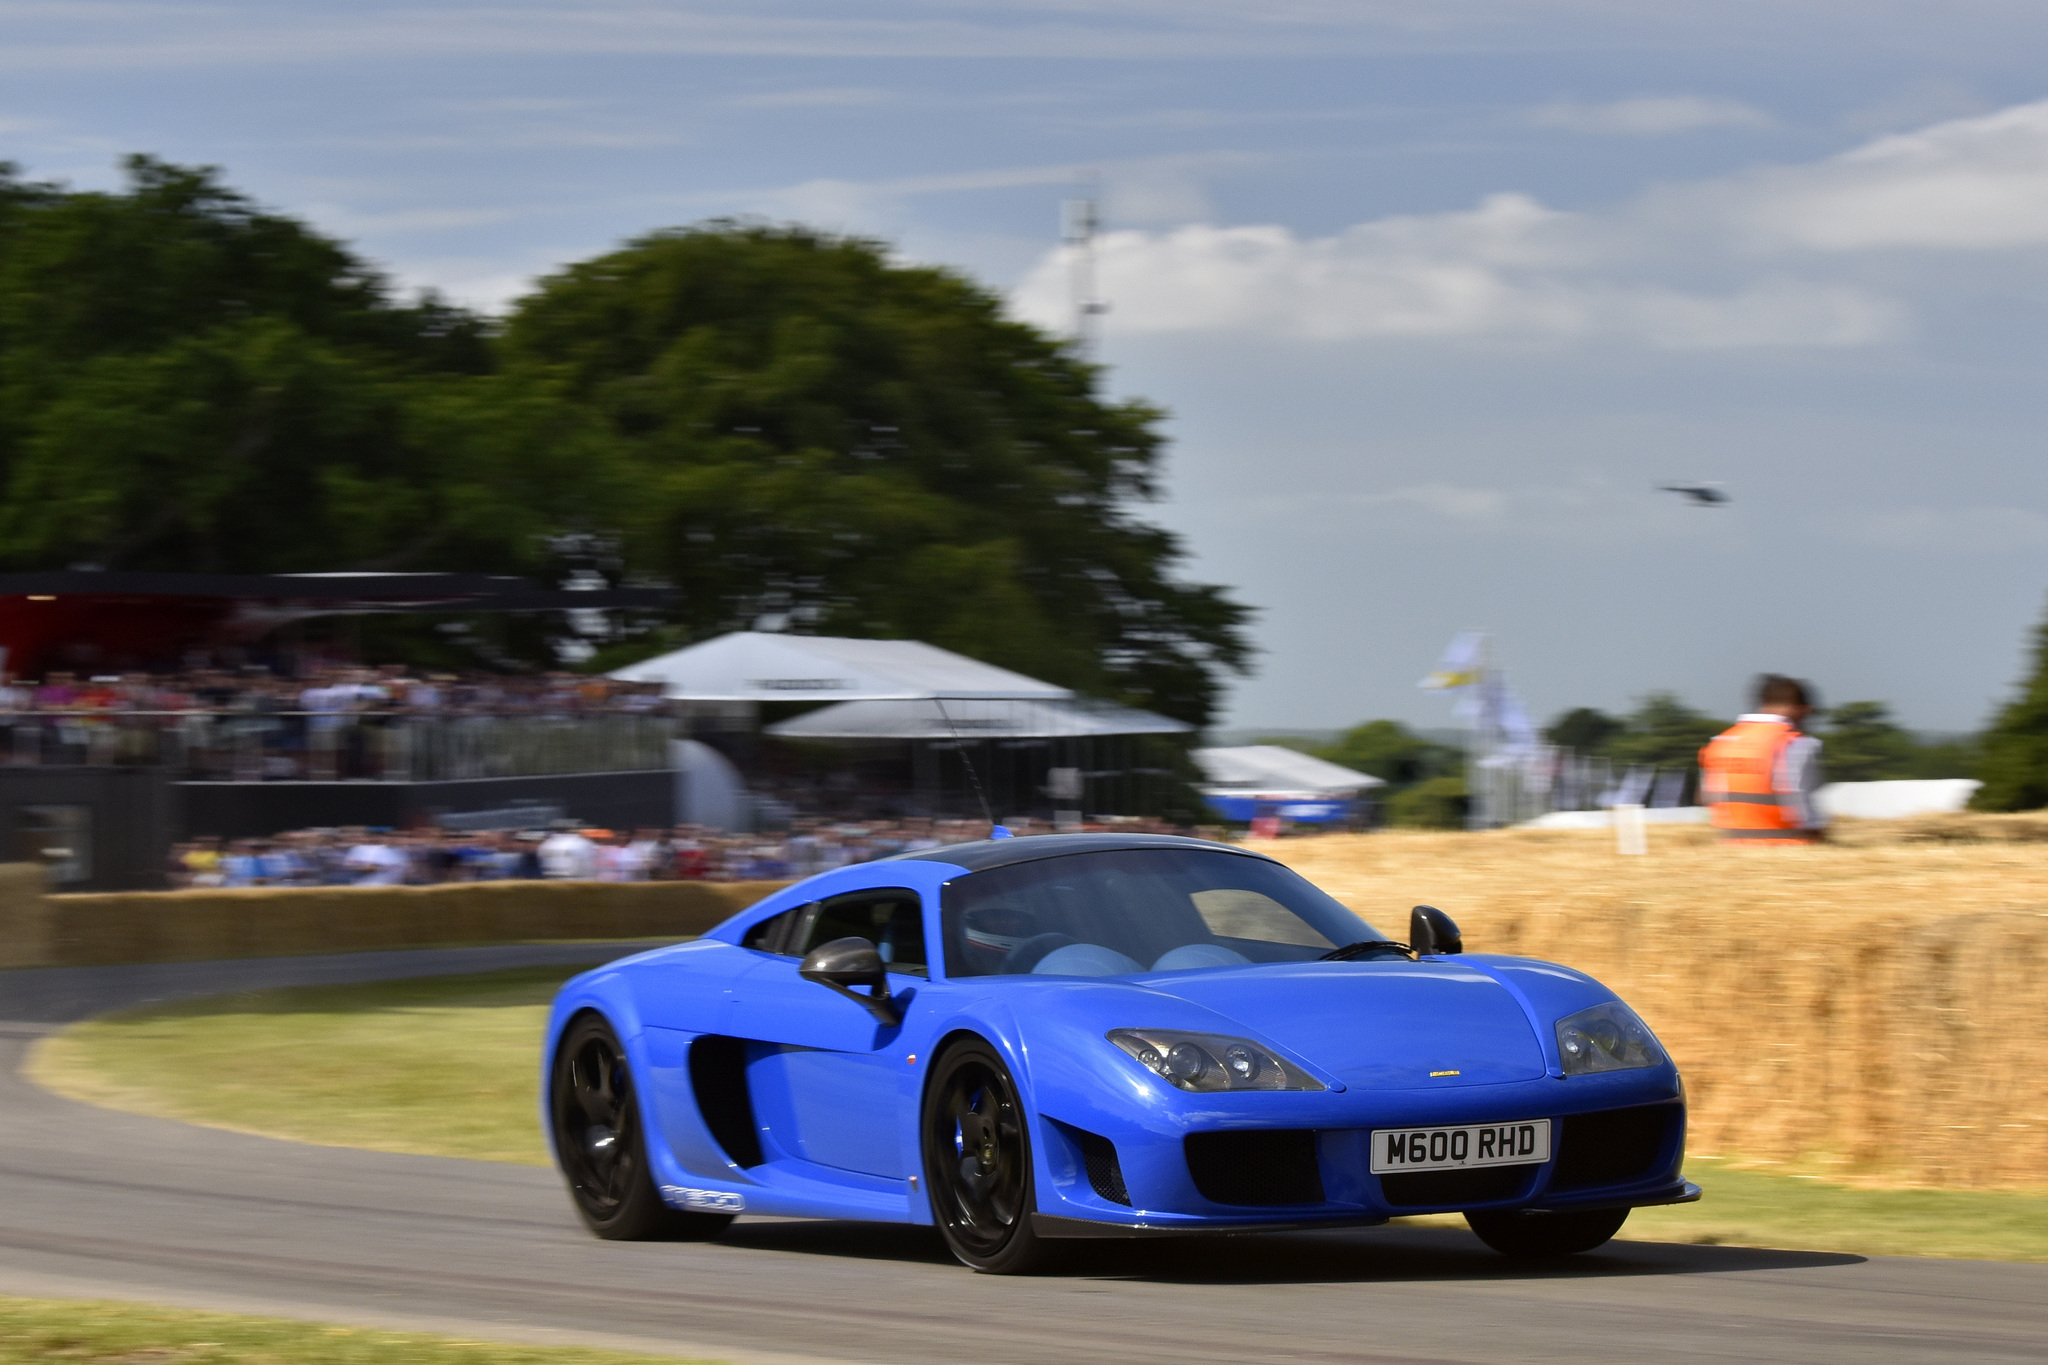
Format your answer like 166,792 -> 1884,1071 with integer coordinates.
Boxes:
0,711 -> 679,782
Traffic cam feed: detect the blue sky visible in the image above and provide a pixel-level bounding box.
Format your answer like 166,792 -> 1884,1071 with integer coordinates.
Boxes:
7,2 -> 2048,731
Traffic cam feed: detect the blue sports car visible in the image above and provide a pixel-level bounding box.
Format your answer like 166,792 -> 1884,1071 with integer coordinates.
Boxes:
543,832 -> 1699,1272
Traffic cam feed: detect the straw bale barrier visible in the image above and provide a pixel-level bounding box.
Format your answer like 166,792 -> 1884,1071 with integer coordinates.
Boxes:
0,873 -> 785,970
1264,822 -> 2048,1190
0,863 -> 51,969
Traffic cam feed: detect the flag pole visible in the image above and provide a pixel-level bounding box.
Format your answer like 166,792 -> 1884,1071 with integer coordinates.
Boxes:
1468,633 -> 1489,830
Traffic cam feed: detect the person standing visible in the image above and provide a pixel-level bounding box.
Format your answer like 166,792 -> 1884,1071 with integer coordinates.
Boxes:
538,822 -> 597,880
1699,675 -> 1827,843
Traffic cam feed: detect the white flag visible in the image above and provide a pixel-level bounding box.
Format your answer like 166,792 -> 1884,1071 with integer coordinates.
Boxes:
1419,631 -> 1485,693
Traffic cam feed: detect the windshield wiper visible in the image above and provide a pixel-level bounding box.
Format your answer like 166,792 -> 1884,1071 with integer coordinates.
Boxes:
1318,940 -> 1415,962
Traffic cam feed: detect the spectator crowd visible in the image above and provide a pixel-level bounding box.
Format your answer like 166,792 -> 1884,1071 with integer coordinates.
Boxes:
171,816 -> 1214,889
1,664 -> 672,721
0,663 -> 676,777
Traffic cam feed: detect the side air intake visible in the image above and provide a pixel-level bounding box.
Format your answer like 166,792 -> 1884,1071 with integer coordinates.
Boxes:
1550,1105 -> 1675,1192
1184,1129 -> 1325,1207
687,1035 -> 763,1168
1071,1128 -> 1131,1206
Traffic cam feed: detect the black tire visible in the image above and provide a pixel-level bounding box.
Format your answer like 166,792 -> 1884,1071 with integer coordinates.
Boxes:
921,1038 -> 1062,1273
1465,1206 -> 1630,1258
549,1013 -> 732,1242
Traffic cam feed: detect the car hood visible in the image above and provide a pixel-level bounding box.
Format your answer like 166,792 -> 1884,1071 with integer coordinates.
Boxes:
1136,961 -> 1546,1088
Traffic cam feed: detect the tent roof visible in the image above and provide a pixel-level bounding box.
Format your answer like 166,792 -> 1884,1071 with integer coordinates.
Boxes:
1192,745 -> 1383,793
608,631 -> 1073,702
765,696 -> 1192,740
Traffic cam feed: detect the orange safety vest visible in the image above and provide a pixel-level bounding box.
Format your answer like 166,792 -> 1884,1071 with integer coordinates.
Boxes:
1699,718 -> 1812,842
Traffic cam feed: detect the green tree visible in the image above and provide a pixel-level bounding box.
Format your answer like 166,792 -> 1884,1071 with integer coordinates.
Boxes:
1818,701 -> 1916,783
1384,775 -> 1470,829
1904,735 -> 1980,781
1974,604 -> 2048,810
1544,706 -> 1623,754
1315,719 -> 1461,787
1606,693 -> 1727,771
499,222 -> 1251,724
0,157 -> 552,580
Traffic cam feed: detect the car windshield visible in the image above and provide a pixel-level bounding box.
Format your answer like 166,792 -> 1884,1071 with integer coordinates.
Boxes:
939,847 -> 1382,978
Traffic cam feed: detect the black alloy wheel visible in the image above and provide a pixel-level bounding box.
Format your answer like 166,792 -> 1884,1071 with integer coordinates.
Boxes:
921,1039 -> 1061,1273
549,1013 -> 732,1241
1464,1206 -> 1630,1258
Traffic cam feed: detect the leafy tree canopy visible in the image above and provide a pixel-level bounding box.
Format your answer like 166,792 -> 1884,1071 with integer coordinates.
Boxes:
1817,701 -> 1916,783
1544,706 -> 1622,754
0,162 -> 1251,724
1604,693 -> 1728,771
1544,699 -> 1723,768
499,222 -> 1250,723
1312,719 -> 1461,788
0,156 -> 565,580
1973,602 -> 2048,810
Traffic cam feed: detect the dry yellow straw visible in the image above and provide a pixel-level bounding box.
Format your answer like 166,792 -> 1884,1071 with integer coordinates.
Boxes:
1265,817 -> 2048,1189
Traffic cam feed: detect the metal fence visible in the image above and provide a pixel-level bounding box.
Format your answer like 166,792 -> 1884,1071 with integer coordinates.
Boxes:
1469,744 -> 1698,828
0,711 -> 679,782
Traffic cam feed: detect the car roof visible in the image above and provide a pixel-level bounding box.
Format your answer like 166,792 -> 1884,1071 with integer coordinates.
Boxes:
890,831 -> 1275,873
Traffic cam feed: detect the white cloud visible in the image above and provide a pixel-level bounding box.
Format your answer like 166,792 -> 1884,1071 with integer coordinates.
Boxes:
1716,100 -> 2048,251
1011,194 -> 1903,348
1013,98 -> 2048,349
1531,96 -> 1773,136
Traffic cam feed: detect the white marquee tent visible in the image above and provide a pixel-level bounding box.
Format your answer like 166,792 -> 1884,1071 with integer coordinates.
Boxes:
766,696 -> 1191,741
1192,745 -> 1383,795
609,631 -> 1074,702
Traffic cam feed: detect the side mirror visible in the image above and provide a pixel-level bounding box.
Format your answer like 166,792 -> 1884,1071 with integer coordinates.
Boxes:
799,936 -> 903,1026
1410,905 -> 1463,956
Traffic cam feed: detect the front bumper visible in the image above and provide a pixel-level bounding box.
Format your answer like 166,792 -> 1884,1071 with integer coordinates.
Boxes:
1031,1181 -> 1701,1239
1033,1074 -> 1692,1233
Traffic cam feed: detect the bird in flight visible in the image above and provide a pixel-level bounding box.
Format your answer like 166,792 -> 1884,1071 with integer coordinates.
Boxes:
1657,482 -> 1729,506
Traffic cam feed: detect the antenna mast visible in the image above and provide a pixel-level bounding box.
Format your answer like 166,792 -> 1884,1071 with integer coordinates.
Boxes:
1061,183 -> 1106,358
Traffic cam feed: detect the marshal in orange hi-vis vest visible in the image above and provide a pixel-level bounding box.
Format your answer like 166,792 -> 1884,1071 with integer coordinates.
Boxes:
1699,718 -> 1812,842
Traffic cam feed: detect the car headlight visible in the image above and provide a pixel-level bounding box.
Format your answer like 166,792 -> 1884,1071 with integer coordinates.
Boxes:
1107,1029 -> 1324,1092
1555,1002 -> 1664,1075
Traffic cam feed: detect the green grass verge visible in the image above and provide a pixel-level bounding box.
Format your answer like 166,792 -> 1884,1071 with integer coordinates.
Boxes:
1393,1159 -> 2048,1261
30,967 -> 2048,1261
0,1296 -> 722,1365
29,966 -> 570,1165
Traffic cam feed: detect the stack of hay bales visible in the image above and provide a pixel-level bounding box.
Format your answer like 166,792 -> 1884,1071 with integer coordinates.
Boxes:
1269,823 -> 2048,1190
0,875 -> 784,970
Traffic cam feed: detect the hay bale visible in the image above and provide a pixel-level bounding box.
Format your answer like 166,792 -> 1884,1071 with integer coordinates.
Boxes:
0,863 -> 52,968
38,879 -> 788,968
1267,829 -> 2048,1189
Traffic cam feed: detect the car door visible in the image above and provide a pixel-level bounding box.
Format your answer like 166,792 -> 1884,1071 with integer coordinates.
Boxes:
726,886 -> 927,1179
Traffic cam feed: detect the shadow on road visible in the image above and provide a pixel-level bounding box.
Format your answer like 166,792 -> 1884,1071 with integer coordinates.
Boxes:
718,1219 -> 959,1266
712,1218 -> 1863,1281
1086,1224 -> 1864,1283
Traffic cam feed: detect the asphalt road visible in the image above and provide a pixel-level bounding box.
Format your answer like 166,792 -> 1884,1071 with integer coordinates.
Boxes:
2,947 -> 2043,1365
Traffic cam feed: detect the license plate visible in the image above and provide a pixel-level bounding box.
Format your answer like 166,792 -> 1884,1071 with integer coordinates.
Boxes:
1370,1119 -> 1551,1174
